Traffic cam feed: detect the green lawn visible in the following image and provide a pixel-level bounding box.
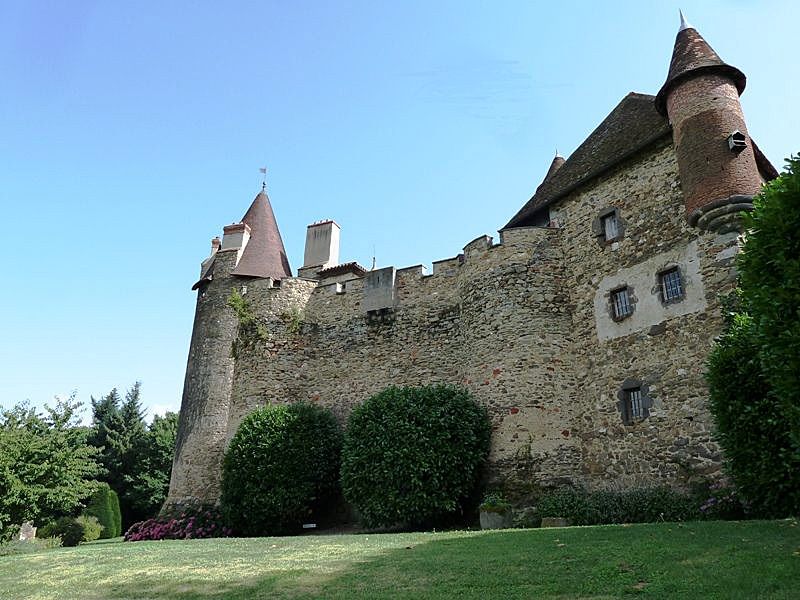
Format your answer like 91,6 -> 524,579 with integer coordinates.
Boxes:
1,520 -> 798,599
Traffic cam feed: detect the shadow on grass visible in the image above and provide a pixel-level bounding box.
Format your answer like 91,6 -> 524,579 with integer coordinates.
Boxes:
91,520 -> 800,600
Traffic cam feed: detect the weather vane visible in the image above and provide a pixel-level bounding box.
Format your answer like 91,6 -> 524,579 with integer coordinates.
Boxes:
259,166 -> 267,191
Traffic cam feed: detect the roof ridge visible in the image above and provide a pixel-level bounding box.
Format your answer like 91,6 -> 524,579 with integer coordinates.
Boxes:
504,93 -> 670,228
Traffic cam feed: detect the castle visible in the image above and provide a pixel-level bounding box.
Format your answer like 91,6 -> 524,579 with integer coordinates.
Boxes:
166,16 -> 778,508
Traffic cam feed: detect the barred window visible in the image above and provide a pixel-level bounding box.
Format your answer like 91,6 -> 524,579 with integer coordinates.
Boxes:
602,213 -> 619,241
611,287 -> 633,320
660,267 -> 683,303
623,387 -> 644,423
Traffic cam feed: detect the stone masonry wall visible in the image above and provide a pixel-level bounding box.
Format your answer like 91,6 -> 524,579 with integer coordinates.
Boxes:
552,138 -> 739,489
171,137 -> 743,507
229,225 -> 582,495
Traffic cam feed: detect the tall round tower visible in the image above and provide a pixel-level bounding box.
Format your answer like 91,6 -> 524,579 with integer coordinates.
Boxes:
165,188 -> 292,509
655,13 -> 762,232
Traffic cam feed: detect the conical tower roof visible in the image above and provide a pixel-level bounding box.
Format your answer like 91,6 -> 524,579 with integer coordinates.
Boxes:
655,16 -> 746,116
231,189 -> 292,279
543,153 -> 565,182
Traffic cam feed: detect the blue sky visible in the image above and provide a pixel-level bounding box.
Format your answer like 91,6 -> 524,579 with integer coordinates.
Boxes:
1,1 -> 797,421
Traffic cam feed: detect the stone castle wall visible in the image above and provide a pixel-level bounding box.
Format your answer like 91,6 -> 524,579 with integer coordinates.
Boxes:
167,138 -> 741,507
550,138 -> 738,488
228,224 -> 582,493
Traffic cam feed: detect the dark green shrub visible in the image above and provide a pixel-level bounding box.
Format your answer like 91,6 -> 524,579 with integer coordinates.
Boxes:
706,315 -> 790,516
109,488 -> 122,538
220,402 -> 342,536
738,156 -> 800,416
537,486 -> 695,525
696,481 -> 749,520
83,484 -> 122,538
39,517 -> 85,547
706,156 -> 800,517
537,487 -> 589,523
341,385 -> 491,529
480,493 -> 512,514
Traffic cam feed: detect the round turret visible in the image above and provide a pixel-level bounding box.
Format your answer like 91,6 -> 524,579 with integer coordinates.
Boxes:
656,14 -> 762,232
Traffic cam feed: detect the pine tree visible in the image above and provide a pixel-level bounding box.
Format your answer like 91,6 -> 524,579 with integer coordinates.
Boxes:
88,383 -> 148,527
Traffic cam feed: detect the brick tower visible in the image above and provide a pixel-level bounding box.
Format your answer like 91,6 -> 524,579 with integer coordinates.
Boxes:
655,13 -> 762,232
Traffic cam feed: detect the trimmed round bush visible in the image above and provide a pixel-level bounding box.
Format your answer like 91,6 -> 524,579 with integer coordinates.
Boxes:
220,402 -> 342,536
83,483 -> 122,538
341,384 -> 491,528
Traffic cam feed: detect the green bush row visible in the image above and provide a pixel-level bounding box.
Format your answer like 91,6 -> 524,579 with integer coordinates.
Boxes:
220,385 -> 491,535
537,487 -> 692,525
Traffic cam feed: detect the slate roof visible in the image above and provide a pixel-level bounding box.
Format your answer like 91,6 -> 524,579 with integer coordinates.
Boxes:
655,26 -> 746,116
504,93 -> 671,229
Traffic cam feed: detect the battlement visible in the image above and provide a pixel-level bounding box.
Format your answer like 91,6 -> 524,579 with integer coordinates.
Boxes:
223,221 -> 565,347
293,224 -> 561,314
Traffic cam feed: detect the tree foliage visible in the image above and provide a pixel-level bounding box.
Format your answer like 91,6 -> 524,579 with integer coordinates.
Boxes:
341,385 -> 491,529
0,397 -> 101,541
87,383 -> 178,526
707,156 -> 800,517
125,411 -> 178,519
220,402 -> 342,536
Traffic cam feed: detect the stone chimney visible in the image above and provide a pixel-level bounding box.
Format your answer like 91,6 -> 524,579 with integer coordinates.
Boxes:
300,220 -> 340,277
221,222 -> 251,267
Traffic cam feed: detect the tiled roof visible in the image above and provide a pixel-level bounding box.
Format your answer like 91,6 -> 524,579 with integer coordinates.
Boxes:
191,190 -> 291,289
655,26 -> 746,116
505,93 -> 670,228
231,190 -> 292,279
317,262 -> 367,278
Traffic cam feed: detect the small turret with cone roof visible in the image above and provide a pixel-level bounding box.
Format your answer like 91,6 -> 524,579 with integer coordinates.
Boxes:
535,151 -> 565,194
657,11 -> 762,232
232,188 -> 292,280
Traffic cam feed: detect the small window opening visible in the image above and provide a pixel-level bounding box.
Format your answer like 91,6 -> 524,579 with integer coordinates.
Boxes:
727,130 -> 747,154
611,287 -> 633,320
625,387 -> 644,423
602,213 -> 619,241
660,267 -> 683,303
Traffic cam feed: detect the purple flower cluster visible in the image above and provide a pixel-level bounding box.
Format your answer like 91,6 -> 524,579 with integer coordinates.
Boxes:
124,506 -> 233,542
698,481 -> 749,520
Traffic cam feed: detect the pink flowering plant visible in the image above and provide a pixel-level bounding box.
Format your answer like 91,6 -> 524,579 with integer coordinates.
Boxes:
124,505 -> 232,541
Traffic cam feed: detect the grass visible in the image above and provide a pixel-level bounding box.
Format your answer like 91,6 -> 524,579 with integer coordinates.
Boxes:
1,519 -> 798,599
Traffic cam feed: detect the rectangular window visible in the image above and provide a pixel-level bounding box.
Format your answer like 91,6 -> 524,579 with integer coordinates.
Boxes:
602,213 -> 619,240
611,287 -> 633,319
622,387 -> 645,425
626,387 -> 644,422
660,267 -> 683,302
